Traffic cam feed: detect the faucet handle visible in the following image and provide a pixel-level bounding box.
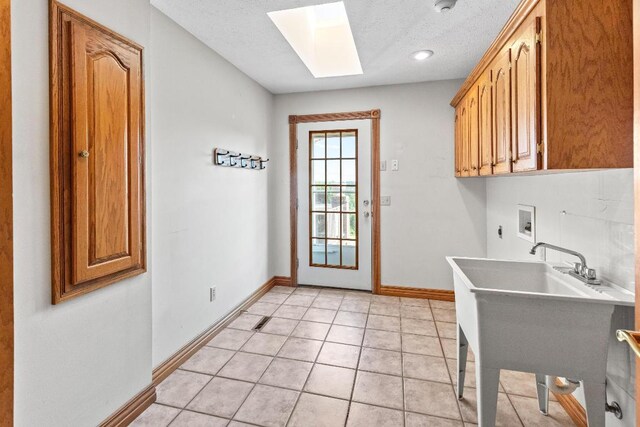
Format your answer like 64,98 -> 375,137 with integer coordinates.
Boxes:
573,262 -> 582,274
586,268 -> 597,280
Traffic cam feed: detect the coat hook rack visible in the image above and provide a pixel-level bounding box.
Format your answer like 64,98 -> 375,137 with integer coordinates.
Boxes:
214,148 -> 268,171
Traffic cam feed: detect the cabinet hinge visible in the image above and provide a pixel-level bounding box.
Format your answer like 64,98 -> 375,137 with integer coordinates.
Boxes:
535,30 -> 543,44
536,142 -> 544,154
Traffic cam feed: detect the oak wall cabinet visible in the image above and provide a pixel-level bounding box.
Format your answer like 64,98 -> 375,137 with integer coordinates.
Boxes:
50,1 -> 146,304
451,0 -> 633,177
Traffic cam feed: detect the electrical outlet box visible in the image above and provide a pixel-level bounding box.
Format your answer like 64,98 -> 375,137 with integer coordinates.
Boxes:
380,160 -> 387,171
210,287 -> 216,302
380,196 -> 391,206
391,159 -> 399,171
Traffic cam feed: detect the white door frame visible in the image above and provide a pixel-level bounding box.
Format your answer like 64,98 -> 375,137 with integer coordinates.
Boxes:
288,110 -> 381,294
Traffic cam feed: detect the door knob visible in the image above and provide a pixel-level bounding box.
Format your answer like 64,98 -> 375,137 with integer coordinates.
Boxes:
616,329 -> 640,358
363,212 -> 370,218
363,200 -> 369,207
78,150 -> 90,158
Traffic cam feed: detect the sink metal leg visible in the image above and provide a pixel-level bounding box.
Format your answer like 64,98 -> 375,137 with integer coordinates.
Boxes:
475,365 -> 500,427
535,373 -> 549,415
583,381 -> 606,427
457,324 -> 468,399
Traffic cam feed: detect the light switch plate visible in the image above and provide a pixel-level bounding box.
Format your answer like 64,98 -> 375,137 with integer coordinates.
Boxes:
380,196 -> 391,206
380,160 -> 387,171
391,160 -> 399,171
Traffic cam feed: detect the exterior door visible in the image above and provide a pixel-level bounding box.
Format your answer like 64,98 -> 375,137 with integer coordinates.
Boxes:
297,120 -> 372,290
478,70 -> 494,176
511,18 -> 540,172
492,48 -> 512,175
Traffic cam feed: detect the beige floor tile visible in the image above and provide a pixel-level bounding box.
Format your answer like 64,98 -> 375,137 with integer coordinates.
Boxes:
403,353 -> 450,383
346,402 -> 403,427
339,300 -> 370,313
228,422 -> 255,427
319,288 -> 347,298
240,332 -> 287,356
509,395 -> 573,426
447,358 -> 477,389
366,314 -> 401,332
312,297 -> 343,310
317,342 -> 361,368
363,329 -> 401,351
180,347 -> 234,376
369,303 -> 400,317
343,292 -> 372,302
302,307 -> 337,323
433,308 -> 457,323
404,378 -> 461,420
500,370 -> 555,400
259,292 -> 289,304
401,297 -> 431,308
401,318 -> 438,336
273,305 -> 308,320
405,412 -> 464,427
402,334 -> 443,357
358,347 -> 402,376
207,328 -> 254,351
294,287 -> 321,296
441,338 -> 475,361
352,371 -> 404,410
288,393 -> 350,427
284,294 -> 316,307
131,404 -> 180,427
246,301 -> 280,316
260,318 -> 298,336
334,311 -> 368,328
304,363 -> 356,399
437,321 -> 457,339
277,337 -> 323,362
458,388 -> 522,426
187,377 -> 253,418
156,370 -> 212,408
271,286 -> 295,294
234,384 -> 299,427
217,352 -> 272,382
430,300 -> 456,310
326,324 -> 364,345
371,295 -> 400,305
291,321 -> 331,341
169,410 -> 228,427
228,313 -> 263,331
258,357 -> 312,390
401,305 -> 433,320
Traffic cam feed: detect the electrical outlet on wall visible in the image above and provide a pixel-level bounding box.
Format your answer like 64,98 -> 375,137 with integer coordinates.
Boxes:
210,287 -> 216,302
391,159 -> 399,171
380,196 -> 391,206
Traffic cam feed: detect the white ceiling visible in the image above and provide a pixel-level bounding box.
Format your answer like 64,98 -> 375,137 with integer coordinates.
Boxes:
151,0 -> 520,94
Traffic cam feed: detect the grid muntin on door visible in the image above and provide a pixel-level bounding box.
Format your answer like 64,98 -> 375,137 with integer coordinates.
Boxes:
309,130 -> 358,269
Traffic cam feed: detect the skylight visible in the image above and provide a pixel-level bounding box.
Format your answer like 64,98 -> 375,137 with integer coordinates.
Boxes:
267,1 -> 363,78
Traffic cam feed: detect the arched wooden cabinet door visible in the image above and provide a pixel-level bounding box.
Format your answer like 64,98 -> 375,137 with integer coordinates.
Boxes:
492,48 -> 512,175
478,70 -> 493,176
50,1 -> 146,304
510,17 -> 541,173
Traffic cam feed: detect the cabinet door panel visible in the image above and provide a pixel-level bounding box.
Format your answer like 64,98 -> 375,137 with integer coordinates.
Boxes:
468,90 -> 479,176
492,49 -> 512,174
511,18 -> 540,172
454,105 -> 462,176
460,102 -> 469,177
478,71 -> 493,176
51,2 -> 145,303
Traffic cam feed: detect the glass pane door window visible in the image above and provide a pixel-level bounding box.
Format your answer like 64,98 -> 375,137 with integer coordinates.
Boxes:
309,130 -> 358,269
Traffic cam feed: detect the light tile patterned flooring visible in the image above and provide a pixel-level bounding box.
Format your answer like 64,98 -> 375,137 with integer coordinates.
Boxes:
133,286 -> 576,426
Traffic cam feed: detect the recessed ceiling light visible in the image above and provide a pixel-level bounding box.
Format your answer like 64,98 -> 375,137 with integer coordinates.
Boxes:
268,1 -> 363,78
411,50 -> 434,61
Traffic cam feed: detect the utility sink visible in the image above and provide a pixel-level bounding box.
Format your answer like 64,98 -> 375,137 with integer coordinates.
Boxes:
447,257 -> 634,427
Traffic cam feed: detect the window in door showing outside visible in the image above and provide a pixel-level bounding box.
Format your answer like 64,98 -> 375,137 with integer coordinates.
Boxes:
309,130 -> 358,269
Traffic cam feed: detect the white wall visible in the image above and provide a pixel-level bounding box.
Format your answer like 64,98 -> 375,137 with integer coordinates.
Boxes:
270,80 -> 487,289
12,0 -> 152,426
485,170 -> 636,426
150,8 -> 274,366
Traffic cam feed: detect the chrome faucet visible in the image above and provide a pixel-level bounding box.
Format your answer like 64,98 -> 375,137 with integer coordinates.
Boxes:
529,242 -> 601,285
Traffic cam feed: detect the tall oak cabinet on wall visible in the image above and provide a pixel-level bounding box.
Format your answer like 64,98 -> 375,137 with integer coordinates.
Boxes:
50,1 -> 146,304
451,0 -> 633,177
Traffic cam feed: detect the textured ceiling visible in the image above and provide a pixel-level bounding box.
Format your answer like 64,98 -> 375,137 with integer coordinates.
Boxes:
151,0 -> 520,94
